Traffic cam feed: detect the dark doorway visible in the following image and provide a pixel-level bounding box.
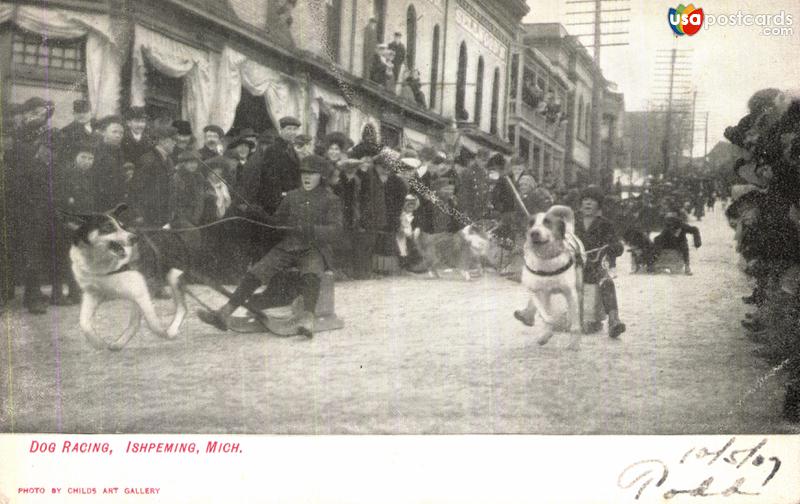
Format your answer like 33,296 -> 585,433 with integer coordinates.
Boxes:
229,88 -> 274,137
143,57 -> 183,124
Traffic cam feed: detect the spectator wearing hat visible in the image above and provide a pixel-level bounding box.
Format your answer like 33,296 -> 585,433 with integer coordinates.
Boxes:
169,150 -> 208,253
244,116 -> 302,216
198,154 -> 343,335
56,99 -> 95,168
122,107 -> 152,166
199,125 -> 225,160
388,32 -> 406,81
455,148 -> 490,223
52,141 -> 97,305
293,134 -> 314,160
227,134 -> 257,189
410,147 -> 438,234
350,123 -> 381,159
369,44 -> 391,86
91,115 -> 128,212
129,124 -> 177,226
491,156 -> 528,216
574,185 -> 626,338
170,119 -> 195,164
360,148 -> 408,274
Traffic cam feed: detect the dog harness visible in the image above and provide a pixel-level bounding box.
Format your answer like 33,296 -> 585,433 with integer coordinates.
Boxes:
524,257 -> 574,277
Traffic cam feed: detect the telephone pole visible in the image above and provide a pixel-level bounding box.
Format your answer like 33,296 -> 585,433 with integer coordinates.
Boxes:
652,47 -> 692,177
566,0 -> 629,188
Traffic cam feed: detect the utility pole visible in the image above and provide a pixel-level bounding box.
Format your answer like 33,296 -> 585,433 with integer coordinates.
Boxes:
652,47 -> 692,177
704,111 -> 709,169
566,0 -> 629,188
688,89 -> 697,173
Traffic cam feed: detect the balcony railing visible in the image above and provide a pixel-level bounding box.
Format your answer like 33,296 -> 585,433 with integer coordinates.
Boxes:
510,98 -> 567,145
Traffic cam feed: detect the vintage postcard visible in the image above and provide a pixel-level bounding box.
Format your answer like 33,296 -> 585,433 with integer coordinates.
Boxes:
1,0 -> 799,501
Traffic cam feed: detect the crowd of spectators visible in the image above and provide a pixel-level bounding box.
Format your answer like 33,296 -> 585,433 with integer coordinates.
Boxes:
0,96 -> 571,317
721,88 -> 800,423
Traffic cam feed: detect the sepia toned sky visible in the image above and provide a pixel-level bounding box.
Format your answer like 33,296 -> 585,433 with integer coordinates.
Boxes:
525,0 -> 800,155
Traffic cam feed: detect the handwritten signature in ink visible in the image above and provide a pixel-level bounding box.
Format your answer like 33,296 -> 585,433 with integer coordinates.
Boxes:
618,437 -> 781,500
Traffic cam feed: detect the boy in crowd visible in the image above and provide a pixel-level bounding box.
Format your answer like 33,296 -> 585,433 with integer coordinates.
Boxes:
198,154 -> 343,336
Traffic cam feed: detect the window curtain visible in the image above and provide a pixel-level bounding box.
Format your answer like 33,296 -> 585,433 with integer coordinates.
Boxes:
130,24 -> 214,142
213,46 -> 304,133
0,3 -> 122,118
310,84 -> 350,138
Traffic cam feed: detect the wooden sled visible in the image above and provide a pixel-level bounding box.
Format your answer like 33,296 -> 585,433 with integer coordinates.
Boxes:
227,270 -> 344,335
652,249 -> 686,274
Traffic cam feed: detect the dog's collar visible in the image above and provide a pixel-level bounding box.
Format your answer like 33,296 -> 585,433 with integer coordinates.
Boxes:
105,264 -> 131,276
524,257 -> 574,277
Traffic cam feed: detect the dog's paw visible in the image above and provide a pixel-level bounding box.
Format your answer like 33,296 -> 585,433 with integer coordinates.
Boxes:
536,332 -> 554,346
165,327 -> 180,339
107,341 -> 126,352
566,342 -> 581,351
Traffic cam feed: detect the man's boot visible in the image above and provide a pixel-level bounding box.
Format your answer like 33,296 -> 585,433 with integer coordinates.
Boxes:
607,309 -> 626,338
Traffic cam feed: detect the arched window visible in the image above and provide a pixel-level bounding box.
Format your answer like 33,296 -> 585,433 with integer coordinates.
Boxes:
577,96 -> 584,140
406,5 -> 417,70
429,24 -> 440,109
455,42 -> 468,120
490,67 -> 501,135
373,0 -> 386,41
474,56 -> 484,125
585,104 -> 591,140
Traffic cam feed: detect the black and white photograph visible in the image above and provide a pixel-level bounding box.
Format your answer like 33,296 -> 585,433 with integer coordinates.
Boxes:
0,0 -> 799,499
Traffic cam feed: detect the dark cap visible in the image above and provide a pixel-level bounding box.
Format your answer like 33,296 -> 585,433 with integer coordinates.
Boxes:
299,154 -> 331,175
73,99 -> 91,113
203,124 -> 225,137
175,150 -> 201,163
22,97 -> 50,112
580,185 -> 605,205
124,106 -> 147,121
228,135 -> 256,151
324,131 -> 351,150
172,120 -> 192,136
238,127 -> 257,139
279,116 -> 301,128
152,124 -> 178,140
205,155 -> 235,173
74,140 -> 95,154
96,115 -> 125,129
294,134 -> 313,146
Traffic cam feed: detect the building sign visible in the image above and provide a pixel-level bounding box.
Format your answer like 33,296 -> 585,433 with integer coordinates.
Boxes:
424,0 -> 444,12
455,7 -> 507,61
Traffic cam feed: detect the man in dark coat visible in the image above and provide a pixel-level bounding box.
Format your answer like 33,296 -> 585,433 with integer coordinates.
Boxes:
198,154 -> 343,336
9,98 -> 57,314
387,32 -> 406,81
198,124 -> 225,160
121,106 -> 152,166
243,116 -> 301,215
128,124 -> 177,226
653,211 -> 702,274
574,186 -> 626,338
56,99 -> 95,168
91,115 -> 128,212
170,120 -> 195,164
